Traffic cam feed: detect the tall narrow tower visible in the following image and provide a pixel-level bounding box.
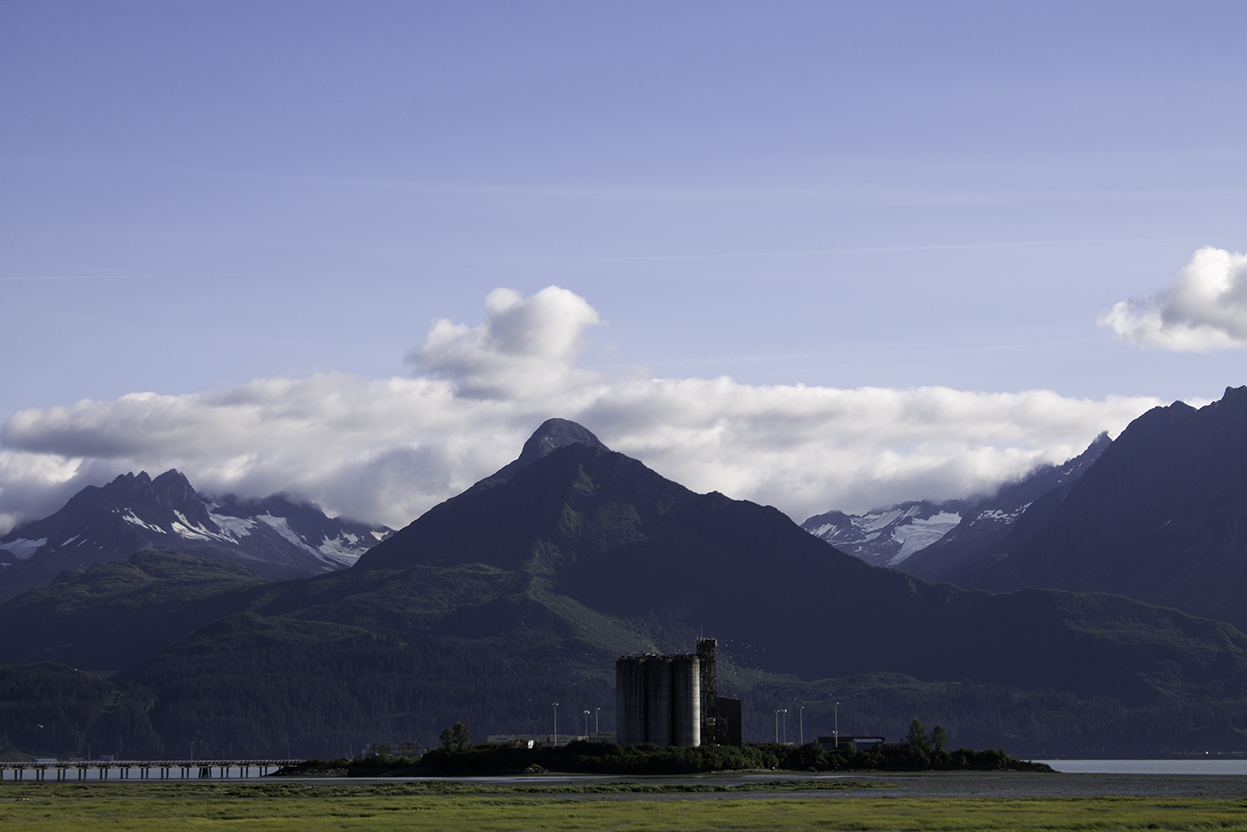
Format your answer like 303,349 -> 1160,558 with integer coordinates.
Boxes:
696,638 -> 719,744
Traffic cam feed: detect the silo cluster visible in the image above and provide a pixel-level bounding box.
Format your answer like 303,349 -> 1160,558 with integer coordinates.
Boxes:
615,653 -> 701,747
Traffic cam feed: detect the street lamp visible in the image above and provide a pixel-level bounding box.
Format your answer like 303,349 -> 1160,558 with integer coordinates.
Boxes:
594,707 -> 600,732
799,706 -> 805,746
781,709 -> 788,744
834,701 -> 840,748
552,702 -> 559,746
583,710 -> 590,738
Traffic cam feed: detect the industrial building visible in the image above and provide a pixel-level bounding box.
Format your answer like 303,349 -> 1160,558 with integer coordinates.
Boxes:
615,638 -> 741,747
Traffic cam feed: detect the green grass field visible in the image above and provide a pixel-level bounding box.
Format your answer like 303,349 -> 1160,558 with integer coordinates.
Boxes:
3,782 -> 1247,831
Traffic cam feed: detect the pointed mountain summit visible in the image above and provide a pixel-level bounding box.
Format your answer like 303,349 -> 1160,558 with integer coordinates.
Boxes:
0,470 -> 390,602
357,420 -> 688,573
483,418 -> 610,484
354,420 -> 1245,705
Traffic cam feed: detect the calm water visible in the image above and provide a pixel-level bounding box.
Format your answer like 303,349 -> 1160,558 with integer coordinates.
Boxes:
1040,759 -> 1247,775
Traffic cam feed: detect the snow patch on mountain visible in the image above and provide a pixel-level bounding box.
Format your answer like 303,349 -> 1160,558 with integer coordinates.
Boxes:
120,511 -> 166,534
170,510 -> 221,542
257,513 -> 315,551
855,508 -> 906,533
205,507 -> 256,539
974,504 -> 1031,524
1,538 -> 47,561
315,534 -> 367,567
801,501 -> 972,569
255,514 -> 366,567
887,512 -> 963,566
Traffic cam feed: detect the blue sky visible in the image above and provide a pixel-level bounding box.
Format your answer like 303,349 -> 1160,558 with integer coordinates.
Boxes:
2,1 -> 1246,529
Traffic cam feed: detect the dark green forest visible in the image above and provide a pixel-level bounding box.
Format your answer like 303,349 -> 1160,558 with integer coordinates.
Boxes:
9,651 -> 1247,761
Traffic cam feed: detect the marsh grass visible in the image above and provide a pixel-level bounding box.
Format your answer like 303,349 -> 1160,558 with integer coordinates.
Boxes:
2,783 -> 1247,830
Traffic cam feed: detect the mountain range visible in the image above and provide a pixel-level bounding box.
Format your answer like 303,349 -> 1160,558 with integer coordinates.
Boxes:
801,433 -> 1111,571
0,470 -> 391,603
4,417 -> 1247,760
912,387 -> 1247,632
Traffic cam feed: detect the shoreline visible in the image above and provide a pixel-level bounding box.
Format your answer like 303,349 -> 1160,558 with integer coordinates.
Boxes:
5,770 -> 1247,800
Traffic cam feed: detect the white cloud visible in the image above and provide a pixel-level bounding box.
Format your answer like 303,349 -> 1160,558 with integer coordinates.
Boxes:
1100,246 -> 1247,351
408,285 -> 602,399
0,451 -> 92,536
0,286 -> 1162,535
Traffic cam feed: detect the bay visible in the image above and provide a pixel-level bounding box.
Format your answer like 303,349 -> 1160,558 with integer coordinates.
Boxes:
1040,759 -> 1247,775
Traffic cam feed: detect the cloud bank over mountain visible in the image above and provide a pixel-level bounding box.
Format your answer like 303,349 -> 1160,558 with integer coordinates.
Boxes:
1101,247 -> 1247,352
0,287 -> 1160,534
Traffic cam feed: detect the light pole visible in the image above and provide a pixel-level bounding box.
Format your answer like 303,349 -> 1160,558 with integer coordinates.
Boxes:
781,709 -> 788,744
553,702 -> 559,746
594,707 -> 600,732
583,710 -> 590,738
834,701 -> 840,748
799,706 -> 805,747
774,709 -> 780,743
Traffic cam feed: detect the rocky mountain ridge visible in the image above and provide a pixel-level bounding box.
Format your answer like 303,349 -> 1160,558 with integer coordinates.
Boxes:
928,386 -> 1247,630
0,469 -> 390,601
900,431 -> 1112,580
801,433 -> 1110,571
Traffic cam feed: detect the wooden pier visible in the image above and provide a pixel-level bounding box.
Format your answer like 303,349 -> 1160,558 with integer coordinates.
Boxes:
0,759 -> 299,782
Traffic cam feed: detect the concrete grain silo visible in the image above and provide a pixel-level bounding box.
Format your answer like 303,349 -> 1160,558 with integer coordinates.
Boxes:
615,650 -> 701,747
644,656 -> 674,743
615,657 -> 648,746
670,656 -> 701,747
